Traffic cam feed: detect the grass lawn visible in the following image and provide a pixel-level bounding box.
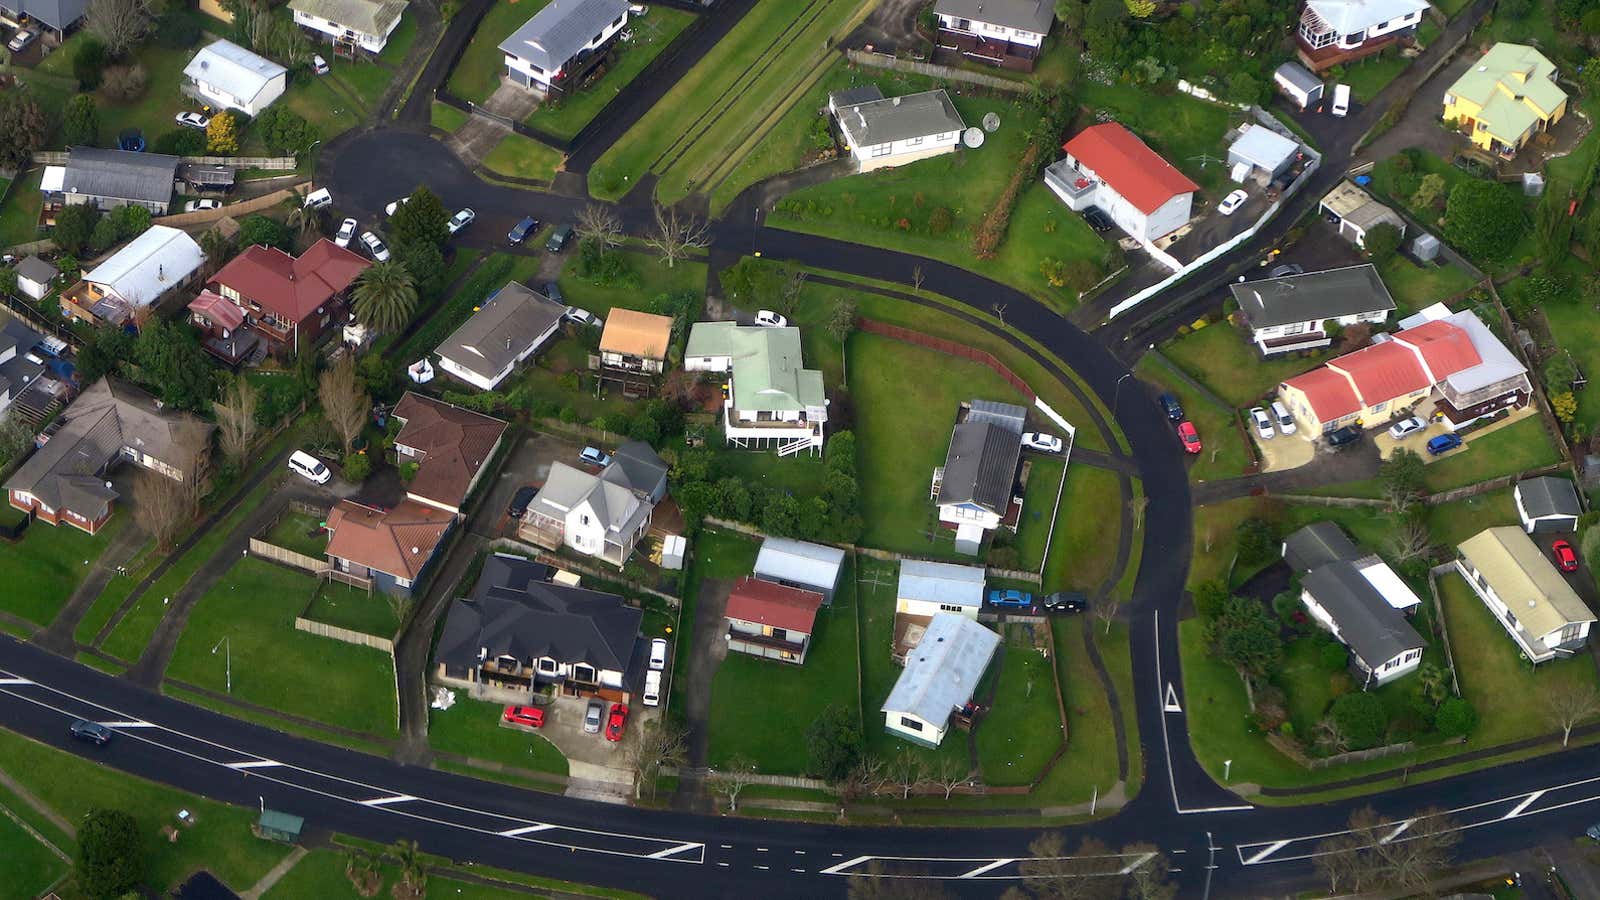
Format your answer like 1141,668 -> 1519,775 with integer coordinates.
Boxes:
1159,321 -> 1330,409
557,250 -> 706,319
509,335 -> 638,423
1041,464 -> 1121,593
432,101 -> 471,133
263,510 -> 329,558
672,529 -> 761,725
1189,497 -> 1398,591
73,538 -> 156,645
0,727 -> 291,894
164,556 -> 399,737
1134,353 -> 1249,483
848,331 -> 1028,555
427,697 -> 569,776
482,133 -> 564,182
1368,151 -> 1539,273
36,37 -> 190,148
378,14 -> 420,65
0,169 -> 44,247
1541,301 -> 1600,433
264,846 -> 570,899
1010,457 -> 1065,573
305,580 -> 401,638
0,805 -> 66,900
975,640 -> 1063,785
524,8 -> 696,141
1377,256 -> 1479,317
705,557 -> 860,773
446,0 -> 555,104
1075,81 -> 1235,195
1337,24 -> 1438,104
1422,416 -> 1560,492
1426,486 -> 1517,548
0,514 -> 125,629
279,73 -> 369,144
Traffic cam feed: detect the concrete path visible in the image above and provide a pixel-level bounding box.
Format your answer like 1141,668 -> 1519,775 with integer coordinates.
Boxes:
239,845 -> 309,900
34,519 -> 147,654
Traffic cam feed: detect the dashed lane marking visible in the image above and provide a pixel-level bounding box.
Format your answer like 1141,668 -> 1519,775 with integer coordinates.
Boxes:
225,760 -> 281,770
499,825 -> 555,837
359,795 -> 417,807
647,842 -> 704,860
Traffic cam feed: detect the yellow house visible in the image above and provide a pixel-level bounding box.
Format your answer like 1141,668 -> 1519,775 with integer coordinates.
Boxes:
1443,42 -> 1567,157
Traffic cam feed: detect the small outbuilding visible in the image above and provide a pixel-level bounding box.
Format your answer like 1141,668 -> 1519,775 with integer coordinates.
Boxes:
13,256 -> 59,301
1515,476 -> 1582,534
255,809 -> 304,843
1227,125 -> 1298,183
1274,61 -> 1324,110
1319,180 -> 1406,248
754,536 -> 846,604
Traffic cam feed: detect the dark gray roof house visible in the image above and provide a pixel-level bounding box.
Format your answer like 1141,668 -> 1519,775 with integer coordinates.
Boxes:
828,85 -> 885,113
433,281 -> 565,390
4,0 -> 89,33
935,406 -> 1025,516
52,147 -> 180,212
0,318 -> 48,413
1282,522 -> 1361,573
498,0 -> 630,75
601,440 -> 669,504
1515,476 -> 1582,534
835,90 -> 965,149
1230,264 -> 1396,330
932,0 -> 1053,34
1301,561 -> 1425,687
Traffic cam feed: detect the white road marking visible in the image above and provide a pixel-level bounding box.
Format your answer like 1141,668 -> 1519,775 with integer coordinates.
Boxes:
819,856 -> 872,875
717,862 -> 729,867
647,842 -> 703,860
959,859 -> 1014,878
359,795 -> 417,807
1503,790 -> 1546,819
1380,821 -> 1411,844
756,847 -> 768,852
103,720 -> 153,728
721,844 -> 732,849
1242,840 -> 1290,865
1151,613 -> 1254,815
498,825 -> 555,837
0,678 -> 33,685
1117,851 -> 1159,874
1163,683 -> 1182,713
794,850 -> 805,855
753,865 -> 769,871
225,760 -> 281,770
791,868 -> 806,873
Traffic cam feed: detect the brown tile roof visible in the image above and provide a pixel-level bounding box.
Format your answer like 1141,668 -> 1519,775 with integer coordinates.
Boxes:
392,392 -> 508,510
725,576 -> 824,635
209,238 -> 370,324
599,308 -> 673,360
325,499 -> 452,580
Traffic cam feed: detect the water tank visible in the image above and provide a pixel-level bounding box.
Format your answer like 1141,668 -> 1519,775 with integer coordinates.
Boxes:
1410,232 -> 1440,262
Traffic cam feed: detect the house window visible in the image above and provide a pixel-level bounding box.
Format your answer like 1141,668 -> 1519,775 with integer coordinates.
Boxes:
1281,322 -> 1305,335
871,144 -> 892,158
939,603 -> 965,613
907,136 -> 923,147
898,716 -> 923,731
582,514 -> 591,526
1371,402 -> 1388,413
771,627 -> 788,642
573,664 -> 596,683
538,659 -> 557,674
1475,571 -> 1487,590
1560,623 -> 1584,644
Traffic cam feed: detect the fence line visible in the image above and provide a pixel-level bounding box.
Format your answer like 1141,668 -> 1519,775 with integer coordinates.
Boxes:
857,317 -> 1035,400
1427,564 -> 1464,699
155,184 -> 309,227
293,616 -> 394,653
28,151 -> 295,168
247,538 -> 330,574
843,49 -> 1029,94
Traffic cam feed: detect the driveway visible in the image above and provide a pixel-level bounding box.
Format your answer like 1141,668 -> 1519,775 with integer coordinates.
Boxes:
444,83 -> 540,167
1354,51 -> 1478,167
845,0 -> 924,53
671,576 -> 733,812
472,430 -> 589,539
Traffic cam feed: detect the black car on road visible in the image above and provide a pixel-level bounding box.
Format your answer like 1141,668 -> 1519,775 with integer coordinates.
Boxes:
70,719 -> 112,746
1158,393 -> 1184,422
1042,592 -> 1089,614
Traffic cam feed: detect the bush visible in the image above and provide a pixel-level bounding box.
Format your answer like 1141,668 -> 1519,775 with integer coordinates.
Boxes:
73,38 -> 108,90
153,10 -> 202,49
99,65 -> 148,102
237,214 -> 291,251
804,704 -> 861,782
1235,517 -> 1277,565
1329,692 -> 1389,750
255,107 -> 320,156
342,452 -> 372,482
61,94 -> 100,147
1193,579 -> 1230,618
1319,640 -> 1348,672
151,127 -> 207,155
1363,223 -> 1403,264
78,808 -> 145,899
1443,179 -> 1527,262
1435,697 -> 1478,737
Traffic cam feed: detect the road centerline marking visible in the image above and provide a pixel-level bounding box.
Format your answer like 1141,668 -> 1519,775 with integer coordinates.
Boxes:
959,859 -> 1014,879
1242,840 -> 1290,865
359,794 -> 417,807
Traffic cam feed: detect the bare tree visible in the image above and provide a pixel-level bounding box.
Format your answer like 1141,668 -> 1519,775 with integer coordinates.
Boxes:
1121,843 -> 1176,900
133,470 -> 195,551
1369,807 -> 1461,896
213,376 -> 259,471
1127,494 -> 1149,532
1014,832 -> 1124,900
706,753 -> 759,811
1383,513 -> 1433,564
840,755 -> 887,802
576,204 -> 623,255
1312,829 -> 1366,895
384,591 -> 411,630
848,862 -> 952,900
992,303 -> 1007,327
1543,680 -> 1600,747
86,0 -> 155,57
884,751 -> 925,800
1094,596 -> 1119,636
927,756 -> 969,800
629,721 -> 687,801
646,203 -> 708,269
912,265 -> 924,296
319,354 -> 369,454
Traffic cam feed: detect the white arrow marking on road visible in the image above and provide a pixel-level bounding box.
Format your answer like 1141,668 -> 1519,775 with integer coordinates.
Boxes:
225,760 -> 280,770
0,677 -> 34,685
498,824 -> 555,837
647,841 -> 702,860
1380,821 -> 1411,844
358,794 -> 416,807
1503,790 -> 1546,820
103,720 -> 154,728
959,859 -> 1014,878
819,856 -> 873,875
1163,683 -> 1182,713
1242,840 -> 1290,865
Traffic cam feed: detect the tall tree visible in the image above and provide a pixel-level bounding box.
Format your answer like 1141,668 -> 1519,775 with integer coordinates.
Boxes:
133,467 -> 198,550
1123,844 -> 1177,900
1543,680 -> 1600,746
213,375 -> 259,470
200,224 -> 237,265
1380,448 -> 1426,514
283,197 -> 321,240
62,94 -> 101,147
646,202 -> 709,269
85,0 -> 155,57
629,721 -> 687,802
1013,832 -> 1123,900
0,412 -> 32,467
576,203 -> 623,256
706,753 -> 759,811
1204,595 -> 1282,690
51,203 -> 100,256
848,863 -> 953,899
78,808 -> 146,899
1443,180 -> 1527,262
805,704 -> 862,782
206,111 -> 239,154
389,185 -> 449,250
0,86 -> 46,170
318,354 -> 369,453
352,261 -> 418,334
134,320 -> 216,412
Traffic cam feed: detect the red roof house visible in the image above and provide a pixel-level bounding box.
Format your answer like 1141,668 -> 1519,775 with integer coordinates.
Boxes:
1392,319 -> 1481,381
391,392 -> 509,515
1327,340 -> 1430,403
724,576 -> 825,665
207,239 -> 371,356
325,499 -> 454,597
1057,122 -> 1199,243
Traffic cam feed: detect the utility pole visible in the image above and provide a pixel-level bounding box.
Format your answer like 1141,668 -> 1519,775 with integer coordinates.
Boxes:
212,635 -> 231,694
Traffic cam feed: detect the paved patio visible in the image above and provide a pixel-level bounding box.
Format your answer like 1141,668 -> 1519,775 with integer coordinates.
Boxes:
1373,404 -> 1535,461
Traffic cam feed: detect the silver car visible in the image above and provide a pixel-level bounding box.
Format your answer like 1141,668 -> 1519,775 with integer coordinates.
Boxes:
583,699 -> 604,734
1249,407 -> 1274,440
1388,416 -> 1426,440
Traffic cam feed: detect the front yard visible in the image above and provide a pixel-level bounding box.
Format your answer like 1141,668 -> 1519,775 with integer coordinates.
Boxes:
482,133 -> 564,182
0,514 -> 126,632
1158,321 -> 1330,409
975,639 -> 1063,785
523,7 -> 697,141
445,0 -> 555,104
1419,416 -> 1561,492
427,696 -> 569,777
557,248 -> 707,320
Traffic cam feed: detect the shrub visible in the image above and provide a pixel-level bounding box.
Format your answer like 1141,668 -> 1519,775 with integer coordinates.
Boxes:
206,112 -> 239,155
78,808 -> 145,899
342,452 -> 372,482
73,38 -> 108,90
1235,517 -> 1277,565
1193,579 -> 1230,618
1319,641 -> 1348,672
61,94 -> 100,147
99,65 -> 148,102
1329,692 -> 1389,750
1362,223 -> 1402,264
927,206 -> 953,234
1435,697 -> 1478,737
152,128 -> 207,155
154,10 -> 203,48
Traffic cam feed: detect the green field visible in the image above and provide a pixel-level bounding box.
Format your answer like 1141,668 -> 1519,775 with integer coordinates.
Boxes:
0,514 -> 125,630
1159,321 -> 1330,409
427,697 -> 569,777
482,133 -> 564,182
557,248 -> 707,319
524,8 -> 697,141
1422,416 -> 1561,492
0,169 -> 44,247
975,642 -> 1063,785
0,806 -> 66,900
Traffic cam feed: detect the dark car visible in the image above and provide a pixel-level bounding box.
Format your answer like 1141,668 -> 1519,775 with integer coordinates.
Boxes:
508,216 -> 539,244
546,224 -> 574,253
1158,393 -> 1184,422
507,485 -> 537,519
987,588 -> 1034,608
1326,425 -> 1362,449
117,129 -> 145,152
1042,592 -> 1088,614
1082,207 -> 1114,233
1425,433 -> 1463,456
544,281 -> 564,304
1268,263 -> 1304,278
70,719 -> 112,746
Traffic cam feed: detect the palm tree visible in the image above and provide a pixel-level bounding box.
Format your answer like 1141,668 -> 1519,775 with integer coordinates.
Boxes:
284,197 -> 321,241
390,839 -> 426,898
352,261 -> 417,335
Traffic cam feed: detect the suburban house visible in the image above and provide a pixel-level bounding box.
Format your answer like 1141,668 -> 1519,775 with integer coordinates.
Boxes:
1274,60 -> 1325,110
13,256 -> 58,301
390,392 -> 509,516
1515,476 -> 1582,534
1226,124 -> 1299,185
499,0 -> 630,96
1283,522 -> 1423,614
684,322 -> 828,456
1300,561 -> 1426,687
0,319 -> 49,419
1276,306 -> 1531,435
894,560 -> 986,661
434,281 -> 565,391
830,87 -> 966,173
183,39 -> 288,116
434,553 -> 642,703
60,226 -> 205,327
931,0 -> 1053,71
1229,263 -> 1396,356
1047,122 -> 1198,247
1457,526 -> 1597,664
605,440 -> 669,504
724,576 -> 825,665
289,0 -> 409,57
1319,180 -> 1405,248
41,147 -> 179,215
518,459 -> 659,568
598,308 -> 672,388
1444,43 -> 1567,158
1295,0 -> 1428,72
753,536 -> 846,604
5,378 -> 213,534
194,239 -> 371,362
882,613 -> 1000,748
324,498 -> 453,596
932,399 -> 1026,554
0,0 -> 87,35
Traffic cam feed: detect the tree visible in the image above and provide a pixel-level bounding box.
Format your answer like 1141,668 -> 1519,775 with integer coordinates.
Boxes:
825,296 -> 858,343
255,106 -> 318,155
1204,595 -> 1282,688
86,0 -> 154,57
62,94 -> 101,147
91,214 -> 121,252
1329,691 -> 1389,750
206,111 -> 239,154
1363,222 -> 1403,263
390,838 -> 426,900
237,214 -> 291,250
353,260 -> 419,334
1410,173 -> 1447,210
0,89 -> 48,171
1552,390 -> 1578,424
395,240 -> 447,299
1012,832 -> 1123,900
1314,806 -> 1383,894
1123,844 -> 1177,900
1435,697 -> 1478,737
1094,594 -> 1118,635
848,862 -> 953,900
707,753 -> 759,811
98,63 -> 146,101
805,704 -> 862,782
52,202 -> 100,255
135,321 -> 216,412
646,202 -> 709,269
343,846 -> 382,896
1193,579 -> 1231,619
0,412 -> 31,467
1082,0 -> 1129,58
927,756 -> 970,800
576,203 -> 623,256
200,224 -> 237,264
1235,517 -> 1276,564
389,185 -> 449,251
629,721 -> 686,801
319,354 -> 369,453
76,323 -> 134,384
1384,508 -> 1433,564
1380,448 -> 1426,513
1545,352 -> 1580,393
213,375 -> 259,470
78,808 -> 145,899
284,197 -> 322,240
74,37 -> 109,90
1543,680 -> 1600,746
1321,806 -> 1461,895
109,203 -> 150,241
884,750 -> 925,800
1443,179 -> 1527,261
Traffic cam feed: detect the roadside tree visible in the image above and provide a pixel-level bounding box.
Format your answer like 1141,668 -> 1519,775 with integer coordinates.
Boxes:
78,808 -> 146,898
1542,680 -> 1600,746
319,354 -> 370,453
706,753 -> 759,811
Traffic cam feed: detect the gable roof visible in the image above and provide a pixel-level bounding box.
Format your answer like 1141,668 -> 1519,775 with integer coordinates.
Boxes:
14,256 -> 59,285
932,0 -> 1053,33
210,239 -> 371,324
1281,365 -> 1363,422
1517,476 -> 1582,520
436,553 -> 641,673
1392,319 -> 1481,381
1448,43 -> 1566,141
1303,561 -> 1425,666
725,577 -> 824,635
936,406 -> 1023,514
835,90 -> 966,148
1063,122 -> 1199,215
1275,61 -> 1324,94
882,613 -> 1000,724
1460,527 -> 1597,636
1283,522 -> 1362,572
897,560 -> 985,608
529,461 -> 649,536
1327,338 -> 1430,402
1229,124 -> 1299,172
1396,306 -> 1529,395
435,281 -> 565,383
9,0 -> 89,31
755,537 -> 846,591
188,290 -> 247,332
184,40 -> 286,102
829,85 -> 884,110
600,440 -> 668,498
1231,264 -> 1396,329
1305,0 -> 1428,34
600,308 -> 673,360
684,322 -> 826,412
60,147 -> 178,206
391,392 -> 509,510
83,226 -> 205,307
288,0 -> 408,36
1320,180 -> 1404,234
498,0 -> 630,73
0,318 -> 48,404
325,499 -> 452,580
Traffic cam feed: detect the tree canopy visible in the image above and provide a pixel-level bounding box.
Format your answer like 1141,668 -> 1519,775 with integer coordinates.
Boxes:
78,808 -> 146,899
1443,179 -> 1527,262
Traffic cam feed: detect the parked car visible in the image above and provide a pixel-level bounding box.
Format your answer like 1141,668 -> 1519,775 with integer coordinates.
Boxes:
359,232 -> 390,262
563,306 -> 598,327
1177,421 -> 1202,454
174,111 -> 211,130
1588,822 -> 1600,842
987,588 -> 1034,608
311,54 -> 329,75
183,199 -> 221,212
1158,393 -> 1184,422
755,309 -> 788,328
1387,417 -> 1425,440
508,216 -> 539,244
1270,401 -> 1296,435
1268,263 -> 1304,278
1042,592 -> 1088,614
546,223 -> 574,252
1554,539 -> 1580,573
1082,206 -> 1114,233
335,217 -> 358,248
502,705 -> 544,728
1250,407 -> 1274,440
1022,432 -> 1063,453
544,281 -> 564,304
604,703 -> 629,742
649,638 -> 668,671
1426,433 -> 1463,456
1327,425 -> 1362,449
1218,189 -> 1248,216
69,719 -> 112,746
507,485 -> 537,520
583,699 -> 603,734
288,450 -> 331,484
7,26 -> 38,52
448,208 -> 476,235
642,670 -> 661,708
629,2 -> 647,14
303,188 -> 333,209
1331,83 -> 1351,117
579,446 -> 612,467
384,197 -> 410,217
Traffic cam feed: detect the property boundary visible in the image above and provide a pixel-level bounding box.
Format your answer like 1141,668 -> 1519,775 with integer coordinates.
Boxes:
857,317 -> 1035,400
293,614 -> 395,654
843,49 -> 1029,94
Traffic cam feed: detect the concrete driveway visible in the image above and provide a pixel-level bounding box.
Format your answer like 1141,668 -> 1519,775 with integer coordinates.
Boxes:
474,430 -> 589,538
1374,405 -> 1536,461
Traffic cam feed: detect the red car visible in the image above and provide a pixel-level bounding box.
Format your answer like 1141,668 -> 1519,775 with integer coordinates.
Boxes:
1177,420 -> 1202,455
604,703 -> 628,742
1553,539 -> 1579,573
502,705 -> 545,728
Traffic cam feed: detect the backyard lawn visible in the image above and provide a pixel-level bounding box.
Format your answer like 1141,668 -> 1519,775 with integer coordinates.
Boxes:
304,580 -> 401,638
1075,81 -> 1235,194
0,169 -> 44,247
164,556 -> 400,737
1421,416 -> 1560,492
524,8 -> 696,141
1158,321 -> 1329,409
0,805 -> 66,900
671,529 -> 761,724
975,640 -> 1063,785
446,0 -> 555,104
557,249 -> 707,319
482,133 -> 564,183
1541,301 -> 1600,433
1338,22 -> 1438,103
1377,256 -> 1479,317
1040,464 -> 1121,593
0,515 -> 125,630
1010,457 -> 1065,573
427,696 -> 569,776
263,510 -> 329,558
1134,354 -> 1250,483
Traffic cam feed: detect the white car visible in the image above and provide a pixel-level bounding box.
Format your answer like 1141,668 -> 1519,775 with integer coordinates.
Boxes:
755,309 -> 787,327
1021,432 -> 1062,454
1388,416 -> 1426,440
1331,83 -> 1351,117
288,450 -> 331,484
359,231 -> 390,262
649,638 -> 668,671
174,111 -> 211,130
183,199 -> 221,212
311,54 -> 329,75
303,188 -> 333,209
1250,407 -> 1275,440
7,26 -> 38,53
1270,401 -> 1297,435
642,670 -> 661,707
1218,190 -> 1248,216
335,218 -> 358,248
564,306 -> 599,327
448,208 -> 476,235
385,197 -> 410,217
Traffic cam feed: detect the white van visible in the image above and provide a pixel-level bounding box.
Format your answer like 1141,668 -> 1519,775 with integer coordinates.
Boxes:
288,450 -> 331,484
1330,84 -> 1350,117
642,670 -> 661,707
303,187 -> 333,209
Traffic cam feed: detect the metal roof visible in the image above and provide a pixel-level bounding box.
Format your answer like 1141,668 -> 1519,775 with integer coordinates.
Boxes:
935,402 -> 1023,514
1282,522 -> 1361,573
288,0 -> 408,36
6,0 -> 89,32
835,90 -> 965,149
881,614 -> 1000,726
1228,124 -> 1299,171
1274,61 -> 1323,95
932,0 -> 1053,34
435,281 -> 565,384
82,226 -> 205,308
897,560 -> 985,608
61,147 -> 178,206
1230,264 -> 1395,329
684,322 -> 826,412
184,40 -> 287,105
1459,527 -> 1597,637
1303,561 -> 1425,667
754,537 -> 846,593
498,0 -> 630,74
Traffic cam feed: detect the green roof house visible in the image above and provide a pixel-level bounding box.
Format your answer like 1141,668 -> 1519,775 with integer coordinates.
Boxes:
685,322 -> 828,456
1443,42 -> 1567,157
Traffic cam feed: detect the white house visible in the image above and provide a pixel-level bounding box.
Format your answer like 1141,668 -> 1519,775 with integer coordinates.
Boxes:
183,40 -> 288,116
499,0 -> 630,96
13,256 -> 58,301
933,400 -> 1026,554
1514,476 -> 1582,534
830,87 -> 966,173
289,0 -> 409,56
1296,0 -> 1429,72
684,321 -> 828,456
896,560 -> 986,621
1457,527 -> 1597,664
932,0 -> 1053,71
882,613 -> 1000,748
1300,561 -> 1425,687
434,282 -> 565,391
519,461 -> 653,568
1228,264 -> 1396,356
1047,122 -> 1198,247
60,226 -> 205,328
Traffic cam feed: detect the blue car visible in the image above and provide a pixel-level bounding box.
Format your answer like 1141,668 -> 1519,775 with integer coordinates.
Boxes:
987,589 -> 1034,608
1158,393 -> 1184,422
508,216 -> 539,244
1426,433 -> 1463,456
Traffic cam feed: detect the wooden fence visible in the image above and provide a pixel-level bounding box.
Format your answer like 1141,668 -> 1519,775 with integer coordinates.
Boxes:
843,49 -> 1030,94
29,152 -> 296,169
856,317 -> 1036,400
247,538 -> 330,574
293,615 -> 394,653
155,184 -> 310,227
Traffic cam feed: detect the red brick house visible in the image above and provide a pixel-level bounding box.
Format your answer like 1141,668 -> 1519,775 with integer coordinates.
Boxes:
193,238 -> 370,360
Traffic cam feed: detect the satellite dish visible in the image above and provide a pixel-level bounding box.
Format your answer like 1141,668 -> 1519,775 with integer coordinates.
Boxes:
962,127 -> 985,149
982,112 -> 1001,132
